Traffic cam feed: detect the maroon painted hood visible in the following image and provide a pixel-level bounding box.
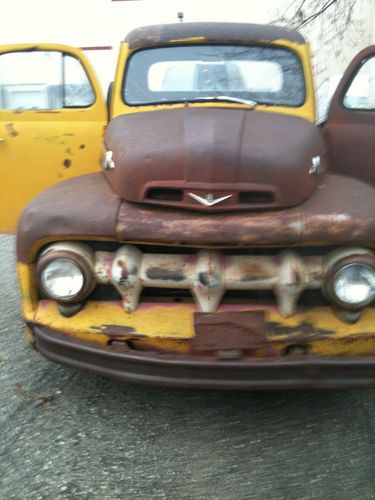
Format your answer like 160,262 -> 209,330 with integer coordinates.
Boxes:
104,107 -> 326,211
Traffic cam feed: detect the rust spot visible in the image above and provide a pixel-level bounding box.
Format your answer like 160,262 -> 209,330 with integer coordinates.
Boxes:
241,274 -> 270,282
79,144 -> 86,149
91,324 -> 145,338
6,123 -> 18,137
65,147 -> 74,155
267,322 -> 334,339
63,159 -> 72,169
192,311 -> 266,354
117,259 -> 129,278
198,271 -> 220,288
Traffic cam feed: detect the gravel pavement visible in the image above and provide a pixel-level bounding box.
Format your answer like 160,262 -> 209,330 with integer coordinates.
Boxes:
1,234 -> 374,500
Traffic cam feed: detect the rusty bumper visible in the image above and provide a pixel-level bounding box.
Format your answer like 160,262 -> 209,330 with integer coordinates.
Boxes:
32,325 -> 375,389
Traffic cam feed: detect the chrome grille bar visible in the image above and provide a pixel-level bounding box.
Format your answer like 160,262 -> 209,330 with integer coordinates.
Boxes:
95,246 -> 323,317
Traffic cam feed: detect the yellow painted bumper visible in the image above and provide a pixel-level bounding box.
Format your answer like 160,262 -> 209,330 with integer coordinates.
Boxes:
28,300 -> 375,358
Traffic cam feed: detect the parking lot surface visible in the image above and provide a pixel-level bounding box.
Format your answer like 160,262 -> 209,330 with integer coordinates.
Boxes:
1,234 -> 374,499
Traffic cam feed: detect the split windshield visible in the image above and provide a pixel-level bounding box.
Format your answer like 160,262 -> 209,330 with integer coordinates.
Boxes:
123,44 -> 306,107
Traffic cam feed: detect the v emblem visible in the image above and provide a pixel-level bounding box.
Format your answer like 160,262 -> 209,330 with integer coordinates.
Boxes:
188,192 -> 233,207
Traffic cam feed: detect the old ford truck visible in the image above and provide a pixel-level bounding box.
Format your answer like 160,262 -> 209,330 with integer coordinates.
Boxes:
1,23 -> 375,388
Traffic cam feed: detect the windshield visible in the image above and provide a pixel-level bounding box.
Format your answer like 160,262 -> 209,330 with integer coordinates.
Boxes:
123,45 -> 306,107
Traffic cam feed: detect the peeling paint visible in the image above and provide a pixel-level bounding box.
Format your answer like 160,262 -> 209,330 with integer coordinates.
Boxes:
6,123 -> 18,137
168,36 -> 206,43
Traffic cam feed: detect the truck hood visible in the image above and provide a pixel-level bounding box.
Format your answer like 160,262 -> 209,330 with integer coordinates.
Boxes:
104,107 -> 326,211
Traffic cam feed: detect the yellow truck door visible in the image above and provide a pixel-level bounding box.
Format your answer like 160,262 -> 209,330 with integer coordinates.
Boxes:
0,44 -> 107,232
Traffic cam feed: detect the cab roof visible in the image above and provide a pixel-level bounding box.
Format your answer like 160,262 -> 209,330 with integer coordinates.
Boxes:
124,22 -> 306,50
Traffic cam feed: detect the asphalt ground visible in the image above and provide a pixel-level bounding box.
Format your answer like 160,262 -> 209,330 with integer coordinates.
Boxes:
1,234 -> 374,500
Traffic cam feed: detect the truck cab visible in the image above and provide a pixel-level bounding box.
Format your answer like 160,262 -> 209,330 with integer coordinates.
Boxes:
1,22 -> 375,388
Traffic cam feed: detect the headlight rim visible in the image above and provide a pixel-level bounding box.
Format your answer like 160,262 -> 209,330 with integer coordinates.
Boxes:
36,249 -> 95,303
323,253 -> 375,310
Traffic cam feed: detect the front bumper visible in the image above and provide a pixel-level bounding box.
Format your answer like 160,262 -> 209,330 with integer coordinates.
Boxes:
32,324 -> 375,389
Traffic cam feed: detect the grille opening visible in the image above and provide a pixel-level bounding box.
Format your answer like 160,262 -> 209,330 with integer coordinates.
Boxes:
90,285 -> 122,301
298,290 -> 329,307
239,191 -> 274,204
223,290 -> 276,304
147,188 -> 183,202
141,288 -> 194,303
90,287 -> 329,307
223,290 -> 329,307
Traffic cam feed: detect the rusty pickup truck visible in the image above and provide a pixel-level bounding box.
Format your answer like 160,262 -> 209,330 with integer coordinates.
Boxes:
1,22 -> 375,388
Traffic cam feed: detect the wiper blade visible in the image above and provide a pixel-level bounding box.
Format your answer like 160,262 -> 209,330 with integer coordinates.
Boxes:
186,95 -> 257,108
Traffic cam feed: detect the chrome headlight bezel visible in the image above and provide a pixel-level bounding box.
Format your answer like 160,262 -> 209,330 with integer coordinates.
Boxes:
323,254 -> 375,310
36,243 -> 95,303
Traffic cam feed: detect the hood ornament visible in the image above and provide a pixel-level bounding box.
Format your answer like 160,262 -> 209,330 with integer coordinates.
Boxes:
102,149 -> 115,170
188,192 -> 232,207
309,155 -> 321,176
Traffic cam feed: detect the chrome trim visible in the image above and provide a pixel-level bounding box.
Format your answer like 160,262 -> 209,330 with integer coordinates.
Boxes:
188,192 -> 232,206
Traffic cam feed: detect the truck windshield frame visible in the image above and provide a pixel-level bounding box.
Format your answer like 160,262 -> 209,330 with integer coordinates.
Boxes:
123,44 -> 306,107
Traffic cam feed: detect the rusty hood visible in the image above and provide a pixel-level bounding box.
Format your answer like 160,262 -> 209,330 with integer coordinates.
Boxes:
104,107 -> 326,211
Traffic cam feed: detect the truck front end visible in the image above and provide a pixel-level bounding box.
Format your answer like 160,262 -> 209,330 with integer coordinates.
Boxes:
17,23 -> 375,388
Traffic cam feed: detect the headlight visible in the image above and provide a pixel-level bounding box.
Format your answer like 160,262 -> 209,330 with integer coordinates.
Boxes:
333,264 -> 375,307
37,243 -> 95,303
41,258 -> 85,300
324,254 -> 375,309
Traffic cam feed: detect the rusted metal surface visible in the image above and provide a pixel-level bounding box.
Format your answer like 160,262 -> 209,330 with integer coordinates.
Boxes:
17,173 -> 121,263
17,172 -> 375,267
124,22 -> 306,50
95,246 -> 324,316
117,174 -> 375,247
30,297 -> 375,358
32,325 -> 375,389
104,108 -> 325,211
192,311 -> 267,357
325,45 -> 375,185
91,325 -> 144,338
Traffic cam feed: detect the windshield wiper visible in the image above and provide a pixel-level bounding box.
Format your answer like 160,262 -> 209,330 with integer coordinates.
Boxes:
185,95 -> 257,109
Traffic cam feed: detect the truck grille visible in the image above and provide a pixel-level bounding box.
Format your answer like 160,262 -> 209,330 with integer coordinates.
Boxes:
94,246 -> 323,317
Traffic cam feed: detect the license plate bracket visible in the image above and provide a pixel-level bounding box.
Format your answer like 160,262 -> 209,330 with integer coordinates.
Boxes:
192,311 -> 266,355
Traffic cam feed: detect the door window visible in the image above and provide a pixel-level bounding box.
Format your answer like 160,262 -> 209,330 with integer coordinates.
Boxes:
0,50 -> 94,110
343,56 -> 375,110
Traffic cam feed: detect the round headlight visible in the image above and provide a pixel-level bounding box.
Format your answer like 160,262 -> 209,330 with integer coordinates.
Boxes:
36,243 -> 95,303
332,264 -> 375,308
41,258 -> 85,300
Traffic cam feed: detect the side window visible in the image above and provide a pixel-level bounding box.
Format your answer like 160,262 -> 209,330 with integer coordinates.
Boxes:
0,50 -> 94,110
343,56 -> 375,110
